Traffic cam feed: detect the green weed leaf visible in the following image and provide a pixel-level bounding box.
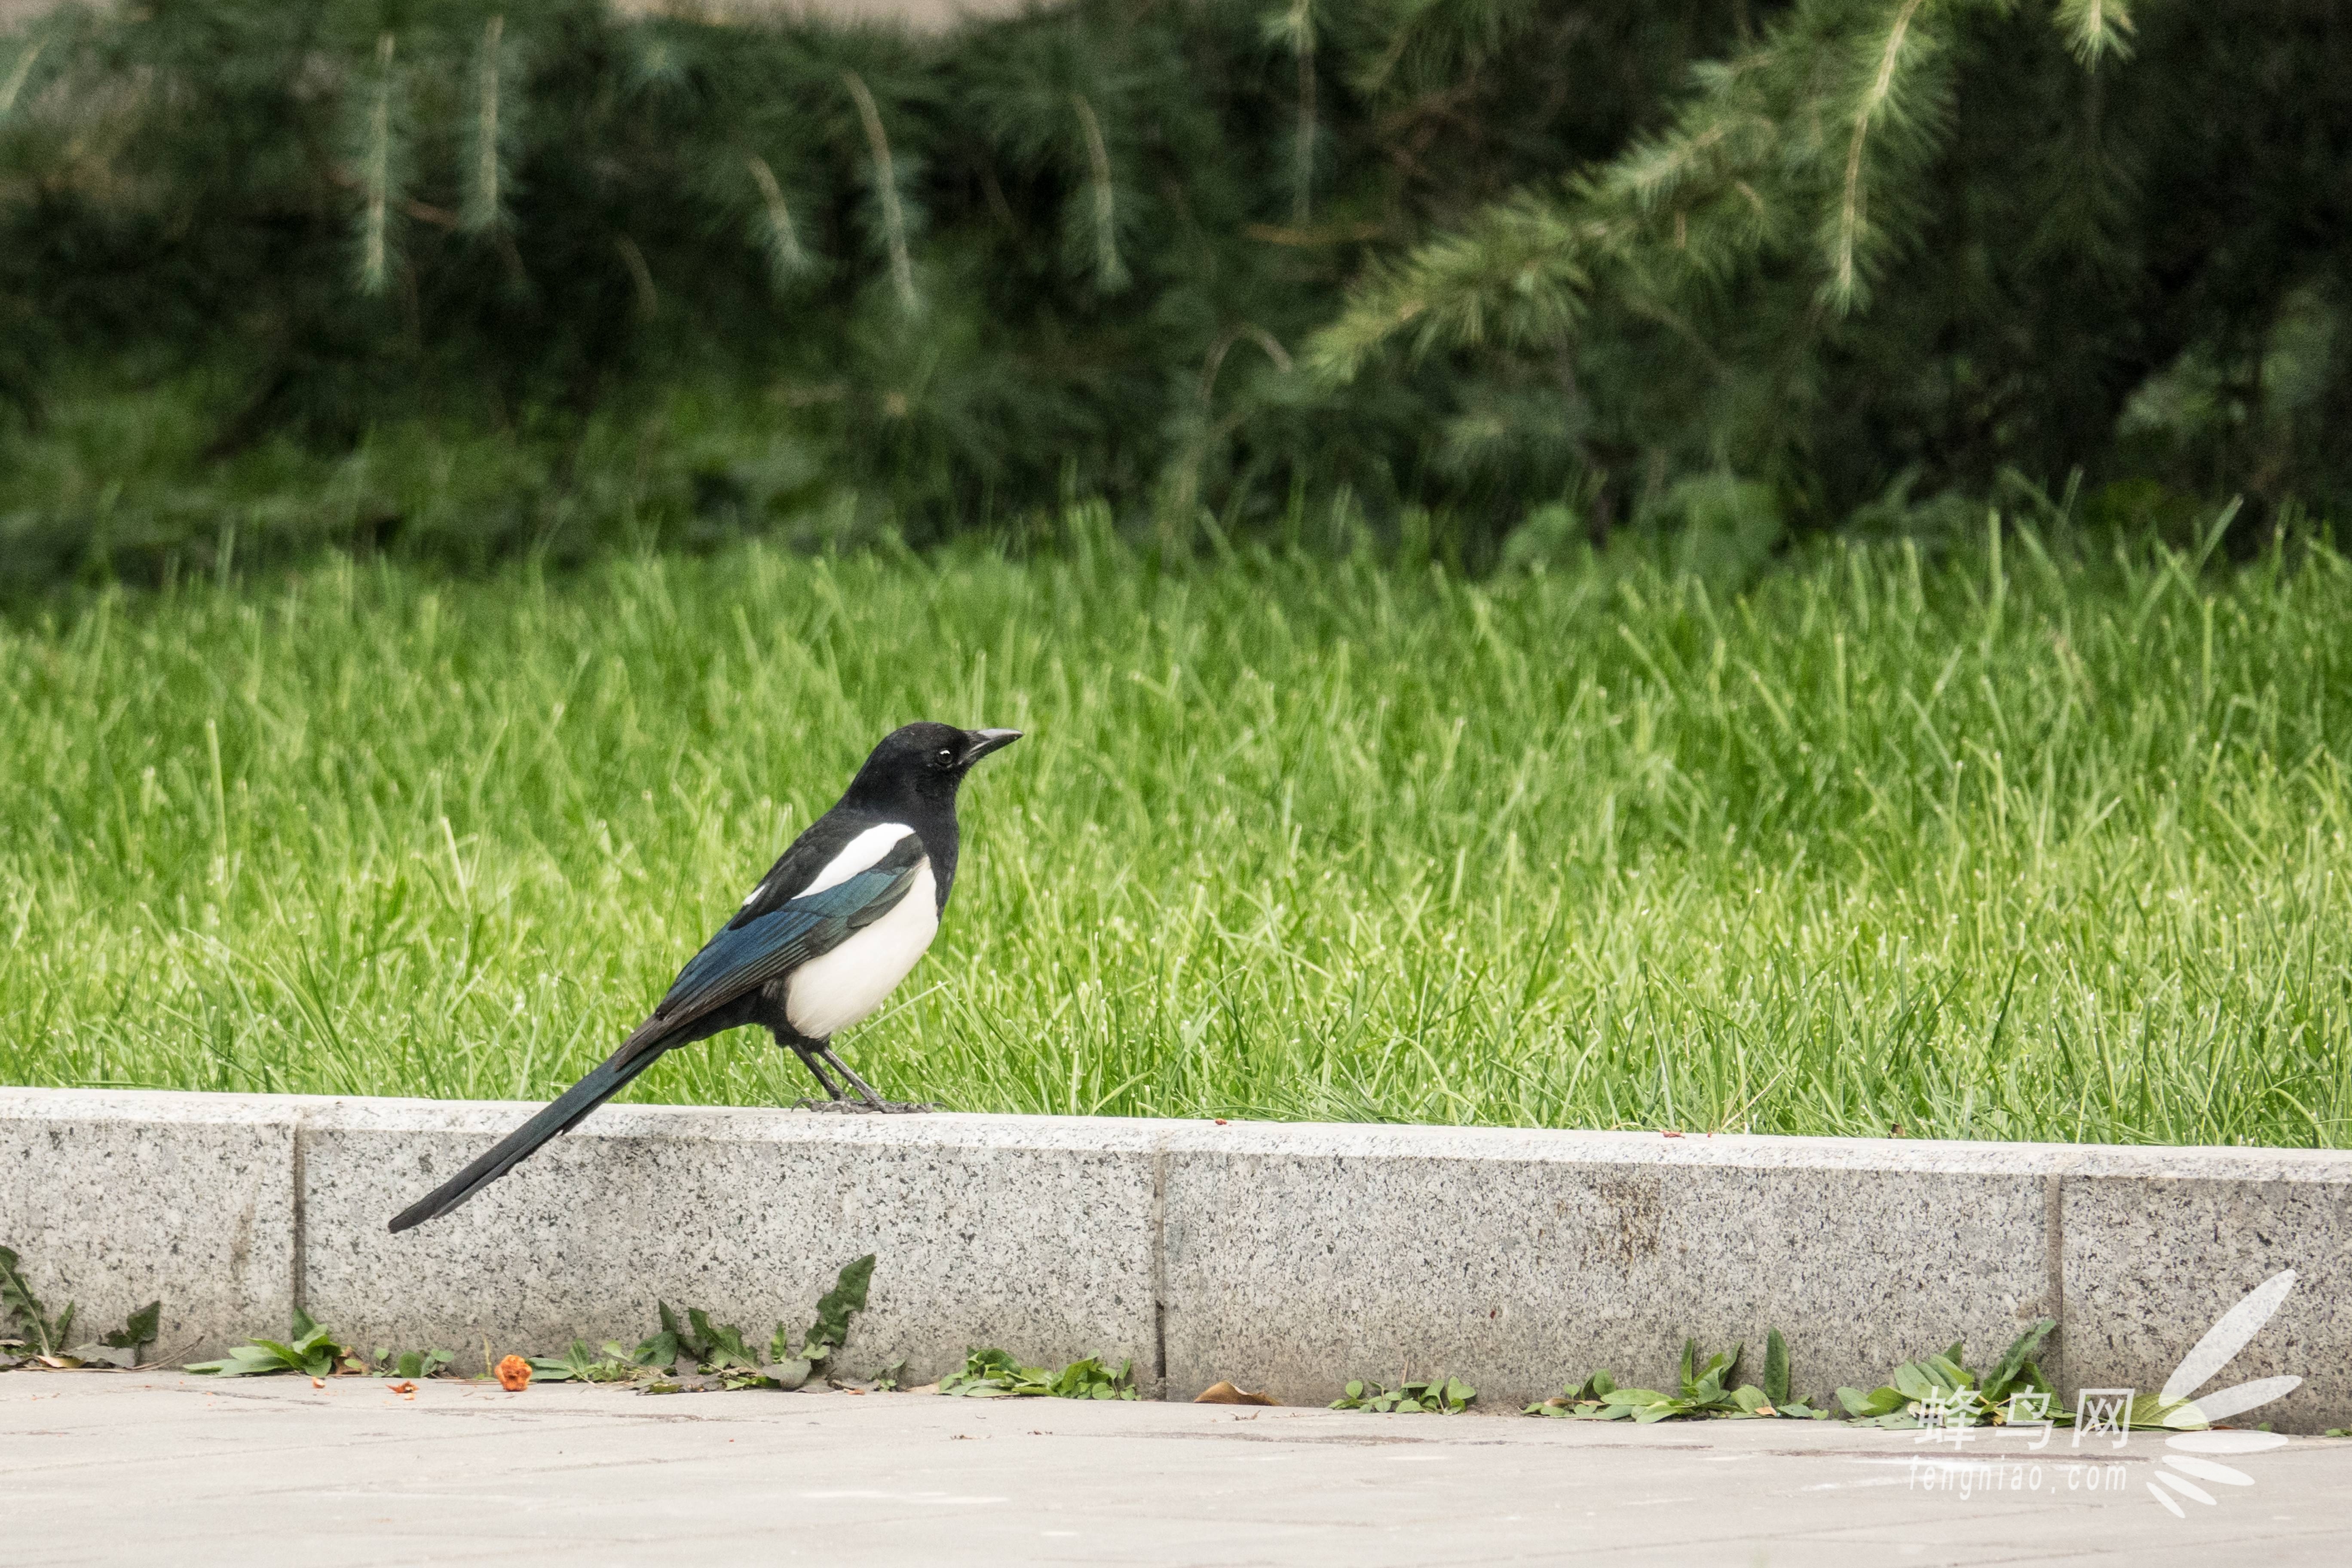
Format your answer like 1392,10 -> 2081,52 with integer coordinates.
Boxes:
941,1347 -> 1136,1400
100,1301 -> 162,1355
1981,1318 -> 2056,1403
0,1245 -> 70,1358
805,1253 -> 875,1358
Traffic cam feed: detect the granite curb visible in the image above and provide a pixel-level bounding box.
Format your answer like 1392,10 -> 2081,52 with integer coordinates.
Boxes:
3,1087 -> 2346,1428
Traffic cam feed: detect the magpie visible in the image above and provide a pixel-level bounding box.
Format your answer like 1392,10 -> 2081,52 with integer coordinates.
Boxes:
387,722 -> 1020,1233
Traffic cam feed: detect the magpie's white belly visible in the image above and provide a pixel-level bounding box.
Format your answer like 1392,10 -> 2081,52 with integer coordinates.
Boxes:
784,861 -> 939,1039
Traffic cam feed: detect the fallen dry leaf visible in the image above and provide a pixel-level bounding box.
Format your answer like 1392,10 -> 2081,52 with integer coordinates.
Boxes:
386,1381 -> 417,1399
1193,1380 -> 1278,1406
495,1355 -> 532,1392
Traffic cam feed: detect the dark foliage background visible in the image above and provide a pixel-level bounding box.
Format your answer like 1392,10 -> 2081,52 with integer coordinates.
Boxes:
0,0 -> 2346,583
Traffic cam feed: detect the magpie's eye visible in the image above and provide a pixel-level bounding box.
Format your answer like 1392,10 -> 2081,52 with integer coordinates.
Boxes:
937,747 -> 955,763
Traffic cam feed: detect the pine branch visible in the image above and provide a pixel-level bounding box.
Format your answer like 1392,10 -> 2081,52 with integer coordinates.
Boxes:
1820,0 -> 1942,315
1267,0 -> 1318,224
1069,93 -> 1127,292
842,70 -> 919,315
358,32 -> 400,297
1310,187 -> 1599,379
1317,0 -> 1992,373
614,234 -> 657,318
1348,0 -> 1544,100
461,14 -> 513,234
745,154 -> 811,288
2054,0 -> 2135,67
0,37 -> 44,120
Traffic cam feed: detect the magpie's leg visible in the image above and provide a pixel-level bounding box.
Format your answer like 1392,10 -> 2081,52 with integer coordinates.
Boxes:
767,1025 -> 844,1101
815,1042 -> 888,1109
795,1044 -> 847,1101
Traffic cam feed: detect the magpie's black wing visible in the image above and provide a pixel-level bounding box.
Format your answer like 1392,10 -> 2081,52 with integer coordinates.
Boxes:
386,838 -> 925,1233
653,832 -> 925,1028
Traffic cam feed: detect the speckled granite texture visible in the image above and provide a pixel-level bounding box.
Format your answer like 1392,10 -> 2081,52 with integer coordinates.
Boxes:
2062,1170 -> 2352,1436
0,1091 -> 296,1360
313,1100 -> 1161,1377
1158,1138 -> 2052,1409
2,1089 -> 2347,1428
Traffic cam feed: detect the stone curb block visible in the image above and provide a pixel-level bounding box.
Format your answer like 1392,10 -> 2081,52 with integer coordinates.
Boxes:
0,1093 -> 295,1364
3,1089 -> 2346,1429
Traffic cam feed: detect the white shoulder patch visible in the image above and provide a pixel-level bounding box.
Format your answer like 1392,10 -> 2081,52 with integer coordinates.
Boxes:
802,822 -> 918,897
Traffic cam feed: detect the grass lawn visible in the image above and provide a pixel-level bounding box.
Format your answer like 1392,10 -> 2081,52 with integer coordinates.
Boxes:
5,512 -> 2350,1146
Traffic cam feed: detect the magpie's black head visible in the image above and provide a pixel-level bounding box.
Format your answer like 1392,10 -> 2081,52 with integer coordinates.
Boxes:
844,722 -> 1021,810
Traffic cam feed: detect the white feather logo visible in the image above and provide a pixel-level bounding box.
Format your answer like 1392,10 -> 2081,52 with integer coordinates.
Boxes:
2145,1268 -> 2299,1518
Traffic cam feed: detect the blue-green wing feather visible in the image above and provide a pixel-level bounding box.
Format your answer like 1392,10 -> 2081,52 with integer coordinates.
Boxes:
653,856 -> 920,1026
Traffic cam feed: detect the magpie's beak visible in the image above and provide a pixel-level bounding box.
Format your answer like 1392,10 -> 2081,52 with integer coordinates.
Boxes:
961,727 -> 1022,766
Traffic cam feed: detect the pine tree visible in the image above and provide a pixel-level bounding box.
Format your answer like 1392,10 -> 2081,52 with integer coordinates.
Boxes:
1311,0 -> 2347,533
0,0 -> 2344,581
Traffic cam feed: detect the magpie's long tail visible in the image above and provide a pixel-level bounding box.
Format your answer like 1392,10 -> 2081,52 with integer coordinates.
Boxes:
387,1031 -> 671,1233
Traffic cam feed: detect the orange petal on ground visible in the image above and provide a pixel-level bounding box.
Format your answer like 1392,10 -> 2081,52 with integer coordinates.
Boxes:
1193,1381 -> 1278,1406
495,1356 -> 532,1392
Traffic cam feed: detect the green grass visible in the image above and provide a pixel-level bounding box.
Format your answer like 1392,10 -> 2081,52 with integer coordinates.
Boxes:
6,510 -> 2351,1147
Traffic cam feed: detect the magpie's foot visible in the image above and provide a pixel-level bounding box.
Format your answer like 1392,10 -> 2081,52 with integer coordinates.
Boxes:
790,1098 -> 939,1115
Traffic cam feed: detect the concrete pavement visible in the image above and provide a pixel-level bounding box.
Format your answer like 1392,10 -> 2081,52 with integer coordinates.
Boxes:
5,1371 -> 2349,1565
